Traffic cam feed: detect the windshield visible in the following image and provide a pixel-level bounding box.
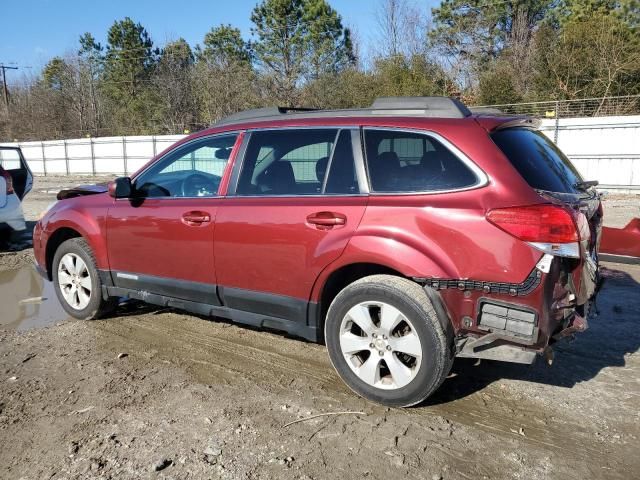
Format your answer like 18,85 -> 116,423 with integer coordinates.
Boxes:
491,128 -> 583,194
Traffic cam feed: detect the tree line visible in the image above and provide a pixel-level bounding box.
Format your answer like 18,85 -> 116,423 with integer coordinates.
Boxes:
1,0 -> 638,141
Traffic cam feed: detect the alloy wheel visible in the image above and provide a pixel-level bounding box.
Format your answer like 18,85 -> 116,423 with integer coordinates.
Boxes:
57,253 -> 92,310
339,301 -> 422,390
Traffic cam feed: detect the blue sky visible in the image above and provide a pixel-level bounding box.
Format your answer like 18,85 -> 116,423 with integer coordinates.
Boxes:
1,0 -> 437,76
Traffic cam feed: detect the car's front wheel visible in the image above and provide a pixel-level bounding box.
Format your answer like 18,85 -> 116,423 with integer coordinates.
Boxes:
53,238 -> 118,319
325,275 -> 453,407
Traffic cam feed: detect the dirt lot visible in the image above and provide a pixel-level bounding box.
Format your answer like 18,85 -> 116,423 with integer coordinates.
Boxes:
0,176 -> 639,480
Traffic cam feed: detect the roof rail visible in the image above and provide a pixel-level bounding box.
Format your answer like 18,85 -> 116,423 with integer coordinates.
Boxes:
214,106 -> 319,126
213,96 -> 471,127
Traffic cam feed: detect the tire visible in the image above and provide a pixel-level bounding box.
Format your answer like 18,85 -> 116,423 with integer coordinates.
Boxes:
325,275 -> 453,407
52,238 -> 118,320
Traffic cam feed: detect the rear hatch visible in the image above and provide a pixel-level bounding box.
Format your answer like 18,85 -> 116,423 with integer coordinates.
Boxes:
0,147 -> 33,201
489,125 -> 601,303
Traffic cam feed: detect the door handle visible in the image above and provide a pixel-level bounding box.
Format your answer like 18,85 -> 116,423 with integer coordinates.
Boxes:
182,211 -> 211,226
307,212 -> 347,229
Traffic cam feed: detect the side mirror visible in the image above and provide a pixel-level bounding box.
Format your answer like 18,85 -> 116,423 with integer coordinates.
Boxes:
108,177 -> 132,198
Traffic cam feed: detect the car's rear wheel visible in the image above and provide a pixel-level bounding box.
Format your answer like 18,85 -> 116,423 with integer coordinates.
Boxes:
325,275 -> 453,407
53,238 -> 117,320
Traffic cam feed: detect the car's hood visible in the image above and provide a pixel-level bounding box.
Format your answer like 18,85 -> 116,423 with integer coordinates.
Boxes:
57,183 -> 109,200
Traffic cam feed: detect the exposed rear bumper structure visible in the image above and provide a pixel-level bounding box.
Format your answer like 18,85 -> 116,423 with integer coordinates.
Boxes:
456,333 -> 538,364
421,252 -> 599,365
552,311 -> 589,340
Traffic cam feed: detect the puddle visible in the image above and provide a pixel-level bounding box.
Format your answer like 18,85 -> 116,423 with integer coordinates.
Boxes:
0,266 -> 70,330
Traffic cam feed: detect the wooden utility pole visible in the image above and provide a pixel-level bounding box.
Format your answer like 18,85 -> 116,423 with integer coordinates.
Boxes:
0,64 -> 19,111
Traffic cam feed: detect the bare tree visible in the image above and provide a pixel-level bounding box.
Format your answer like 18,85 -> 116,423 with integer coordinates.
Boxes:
375,0 -> 429,58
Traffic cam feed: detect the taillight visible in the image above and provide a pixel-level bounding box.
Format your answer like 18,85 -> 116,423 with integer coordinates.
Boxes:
1,169 -> 13,194
486,204 -> 582,258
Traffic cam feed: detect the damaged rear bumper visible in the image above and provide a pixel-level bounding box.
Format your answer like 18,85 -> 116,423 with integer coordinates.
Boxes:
451,253 -> 600,365
456,333 -> 538,364
455,310 -> 589,365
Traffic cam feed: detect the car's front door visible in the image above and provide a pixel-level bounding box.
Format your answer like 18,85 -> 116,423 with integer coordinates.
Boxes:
214,128 -> 368,325
106,133 -> 239,304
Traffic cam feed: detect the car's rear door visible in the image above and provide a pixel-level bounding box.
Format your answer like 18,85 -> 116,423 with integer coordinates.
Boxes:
0,147 -> 33,200
214,127 -> 368,326
106,133 -> 239,304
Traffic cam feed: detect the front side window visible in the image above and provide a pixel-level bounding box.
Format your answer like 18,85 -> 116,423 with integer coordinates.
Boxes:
363,129 -> 478,193
235,129 -> 359,196
134,134 -> 237,198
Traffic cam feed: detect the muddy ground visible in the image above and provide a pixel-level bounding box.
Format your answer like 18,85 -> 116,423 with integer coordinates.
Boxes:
0,176 -> 639,480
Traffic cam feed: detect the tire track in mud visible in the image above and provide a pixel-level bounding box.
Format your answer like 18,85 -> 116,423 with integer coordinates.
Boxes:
91,313 -> 339,386
88,311 -> 630,471
408,401 -> 613,465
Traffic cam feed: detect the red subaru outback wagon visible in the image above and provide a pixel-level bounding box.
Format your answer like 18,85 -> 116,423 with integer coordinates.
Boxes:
33,97 -> 601,407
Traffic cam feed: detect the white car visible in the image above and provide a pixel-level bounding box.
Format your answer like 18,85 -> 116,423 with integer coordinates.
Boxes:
0,147 -> 33,244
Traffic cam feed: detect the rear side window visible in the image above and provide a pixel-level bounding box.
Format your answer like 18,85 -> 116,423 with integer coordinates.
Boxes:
236,129 -> 358,195
0,148 -> 23,171
491,128 -> 583,193
363,129 -> 478,192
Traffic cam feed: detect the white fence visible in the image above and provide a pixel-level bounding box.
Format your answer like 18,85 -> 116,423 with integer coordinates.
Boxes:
1,115 -> 639,192
0,135 -> 185,176
539,116 -> 640,192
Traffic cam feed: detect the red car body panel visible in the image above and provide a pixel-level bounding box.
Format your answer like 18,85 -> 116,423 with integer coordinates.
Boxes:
352,196 -> 542,282
214,196 -> 367,300
600,219 -> 640,259
36,193 -> 112,271
106,198 -> 220,284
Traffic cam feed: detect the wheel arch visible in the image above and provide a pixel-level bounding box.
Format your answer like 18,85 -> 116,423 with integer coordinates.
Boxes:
45,227 -> 83,280
310,234 -> 458,342
44,214 -> 108,280
312,262 -> 403,343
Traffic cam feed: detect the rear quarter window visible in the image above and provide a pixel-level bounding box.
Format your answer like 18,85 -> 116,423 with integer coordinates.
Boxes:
491,128 -> 583,194
363,129 -> 479,193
